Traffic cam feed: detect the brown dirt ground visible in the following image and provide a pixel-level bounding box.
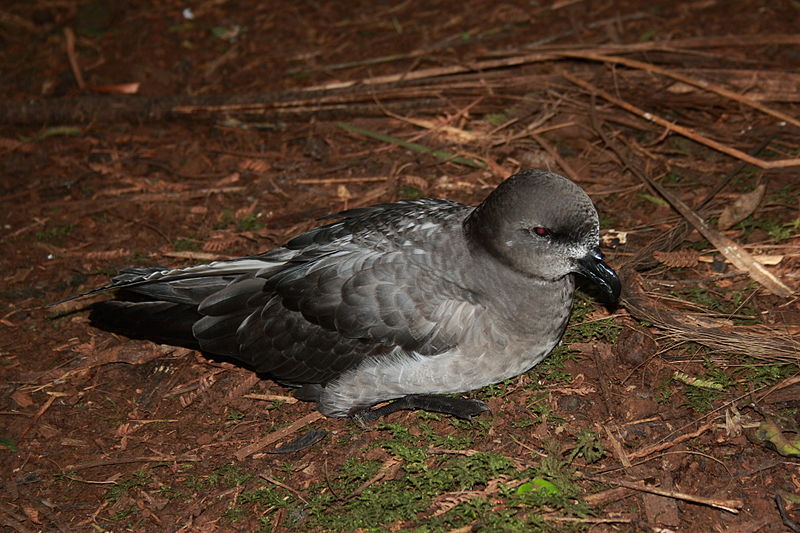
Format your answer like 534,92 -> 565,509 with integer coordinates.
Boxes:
2,0 -> 800,531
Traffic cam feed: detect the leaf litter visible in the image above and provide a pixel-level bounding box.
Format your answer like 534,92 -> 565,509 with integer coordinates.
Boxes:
1,0 -> 800,531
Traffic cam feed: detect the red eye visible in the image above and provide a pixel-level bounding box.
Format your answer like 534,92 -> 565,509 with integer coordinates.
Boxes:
532,227 -> 550,237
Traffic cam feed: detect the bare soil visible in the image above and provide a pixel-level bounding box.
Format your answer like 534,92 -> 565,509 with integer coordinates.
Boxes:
2,1 -> 800,531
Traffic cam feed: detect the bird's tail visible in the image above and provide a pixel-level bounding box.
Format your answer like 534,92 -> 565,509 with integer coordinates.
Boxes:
89,298 -> 202,348
65,258 -> 286,354
85,265 -> 242,348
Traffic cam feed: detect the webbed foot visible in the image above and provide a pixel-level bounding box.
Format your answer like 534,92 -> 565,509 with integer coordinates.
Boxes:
352,394 -> 491,425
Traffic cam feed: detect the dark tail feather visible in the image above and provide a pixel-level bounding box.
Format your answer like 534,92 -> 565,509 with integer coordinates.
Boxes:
89,300 -> 202,349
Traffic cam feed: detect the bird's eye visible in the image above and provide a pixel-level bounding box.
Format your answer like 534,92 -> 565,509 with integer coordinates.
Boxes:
531,226 -> 551,237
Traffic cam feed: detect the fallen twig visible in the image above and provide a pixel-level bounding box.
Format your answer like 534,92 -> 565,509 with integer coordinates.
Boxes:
307,34 -> 800,91
603,426 -> 632,468
627,423 -> 715,461
337,122 -> 485,168
540,514 -> 633,524
20,392 -> 65,438
563,71 -> 800,169
634,175 -> 794,297
234,411 -> 324,460
63,27 -> 85,90
243,393 -> 299,404
756,375 -> 800,403
623,273 -> 800,362
349,456 -> 403,497
581,85 -> 794,296
66,455 -> 199,471
259,473 -> 309,504
531,134 -> 581,183
586,476 -> 742,514
295,176 -> 390,185
561,51 -> 800,129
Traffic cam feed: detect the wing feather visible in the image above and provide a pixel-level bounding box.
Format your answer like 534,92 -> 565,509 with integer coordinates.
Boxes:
80,197 -> 477,386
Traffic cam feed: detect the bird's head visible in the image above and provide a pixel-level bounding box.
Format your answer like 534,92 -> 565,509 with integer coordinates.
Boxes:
465,169 -> 620,303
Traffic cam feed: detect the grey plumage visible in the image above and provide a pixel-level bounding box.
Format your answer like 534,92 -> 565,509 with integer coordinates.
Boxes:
70,169 -> 620,418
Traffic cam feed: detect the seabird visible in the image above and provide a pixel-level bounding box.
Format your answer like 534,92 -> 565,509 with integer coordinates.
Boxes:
66,169 -> 620,421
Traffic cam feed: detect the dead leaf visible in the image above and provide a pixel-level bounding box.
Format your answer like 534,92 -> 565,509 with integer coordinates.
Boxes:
401,175 -> 429,191
90,82 -> 141,94
238,159 -> 270,173
337,184 -> 352,201
718,183 -> 766,230
653,249 -> 700,268
651,181 -> 792,297
11,390 -> 34,408
725,406 -> 743,438
426,477 -> 509,518
601,229 -> 627,247
203,233 -> 245,252
84,248 -> 130,260
22,505 -> 41,524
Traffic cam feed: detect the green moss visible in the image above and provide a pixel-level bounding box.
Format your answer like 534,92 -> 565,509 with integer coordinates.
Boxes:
206,426 -> 601,531
35,223 -> 75,244
769,185 -> 798,204
398,185 -> 423,200
236,214 -> 265,232
671,284 -> 760,325
737,215 -> 799,242
106,470 -> 151,504
567,430 -> 606,464
675,358 -> 735,411
174,238 -> 201,252
184,462 -> 252,491
739,360 -> 797,388
214,209 -> 266,231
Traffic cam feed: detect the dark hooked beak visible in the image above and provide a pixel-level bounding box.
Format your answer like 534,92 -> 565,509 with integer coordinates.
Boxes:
576,247 -> 621,304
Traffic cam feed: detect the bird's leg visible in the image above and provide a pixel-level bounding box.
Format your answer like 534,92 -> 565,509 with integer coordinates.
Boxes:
352,394 -> 491,425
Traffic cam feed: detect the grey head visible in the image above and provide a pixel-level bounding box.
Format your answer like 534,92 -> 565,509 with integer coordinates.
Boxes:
464,169 -> 620,302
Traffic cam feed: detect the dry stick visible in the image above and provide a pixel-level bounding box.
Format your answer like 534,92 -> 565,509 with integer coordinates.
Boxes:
644,180 -> 793,297
755,374 -> 800,403
512,33 -> 800,57
584,487 -> 631,506
561,51 -> 800,129
234,411 -> 323,461
301,11 -> 650,75
0,9 -> 39,33
574,78 -> 794,297
541,515 -> 632,524
306,34 -> 800,91
20,393 -> 62,438
603,426 -> 632,468
305,51 -> 558,91
243,393 -> 299,404
259,473 -> 309,504
338,122 -> 485,168
63,27 -> 85,90
66,455 -> 199,472
586,477 -> 743,514
295,177 -> 390,185
627,423 -> 715,461
621,136 -> 775,272
562,71 -> 800,170
531,134 -> 581,182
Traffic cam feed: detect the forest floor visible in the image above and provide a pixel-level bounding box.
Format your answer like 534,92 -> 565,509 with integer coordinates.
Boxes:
2,0 -> 800,531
